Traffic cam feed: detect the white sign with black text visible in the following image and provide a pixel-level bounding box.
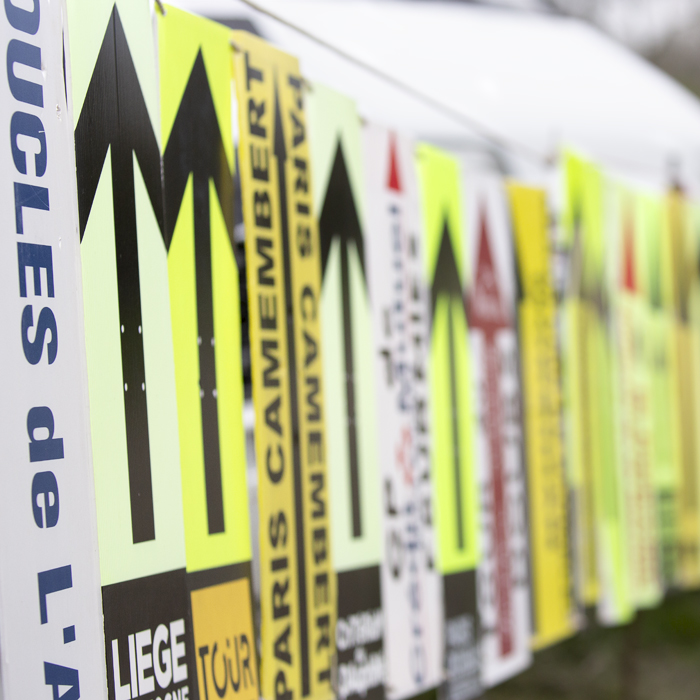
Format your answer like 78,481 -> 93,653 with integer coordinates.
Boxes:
364,124 -> 444,700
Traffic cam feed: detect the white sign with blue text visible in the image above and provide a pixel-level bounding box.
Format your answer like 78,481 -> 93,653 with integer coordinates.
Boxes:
0,1 -> 107,698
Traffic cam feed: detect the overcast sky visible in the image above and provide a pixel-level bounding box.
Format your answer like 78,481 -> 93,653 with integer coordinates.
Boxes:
549,0 -> 700,50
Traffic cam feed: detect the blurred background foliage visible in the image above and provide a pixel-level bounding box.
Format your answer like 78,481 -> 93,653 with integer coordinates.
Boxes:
487,591 -> 700,699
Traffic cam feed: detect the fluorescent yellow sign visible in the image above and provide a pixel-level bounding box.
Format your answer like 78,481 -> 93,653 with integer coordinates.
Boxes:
563,152 -> 633,624
509,182 -> 576,649
233,32 -> 335,700
561,152 -> 599,607
613,188 -> 662,608
416,144 -> 479,575
665,191 -> 700,587
417,141 -> 482,700
645,194 -> 680,588
159,4 -> 251,575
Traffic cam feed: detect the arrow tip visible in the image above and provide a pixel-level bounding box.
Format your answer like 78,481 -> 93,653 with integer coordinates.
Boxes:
387,133 -> 402,192
273,82 -> 286,161
469,203 -> 508,327
623,208 -> 636,293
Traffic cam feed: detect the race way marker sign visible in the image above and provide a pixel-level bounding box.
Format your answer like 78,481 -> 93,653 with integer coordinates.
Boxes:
562,153 -> 632,626
465,174 -> 532,686
159,7 -> 259,700
612,187 -> 662,609
308,86 -> 385,700
68,0 -> 195,697
364,125 -> 443,700
664,190 -> 700,590
0,0 -> 107,697
417,144 -> 481,700
559,152 -> 600,610
509,182 -> 577,650
233,32 -> 336,700
644,192 -> 680,592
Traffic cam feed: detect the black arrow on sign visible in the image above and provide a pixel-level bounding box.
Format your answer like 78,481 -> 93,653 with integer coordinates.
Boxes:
319,141 -> 366,539
75,7 -> 163,545
274,82 -> 311,696
431,218 -> 466,551
163,50 -> 233,535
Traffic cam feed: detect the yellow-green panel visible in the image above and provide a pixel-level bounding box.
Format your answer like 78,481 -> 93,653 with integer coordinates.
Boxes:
159,5 -> 234,169
159,7 -> 251,572
416,144 -> 479,574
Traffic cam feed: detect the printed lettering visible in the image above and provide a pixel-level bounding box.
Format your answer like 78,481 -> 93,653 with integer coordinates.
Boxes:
314,573 -> 328,607
244,52 -> 263,90
5,0 -> 40,35
265,397 -> 283,437
14,182 -> 49,234
257,237 -> 275,285
269,512 -> 288,550
17,242 -> 53,297
255,191 -> 272,228
273,580 -> 290,620
310,473 -> 325,518
294,158 -> 308,194
27,406 -> 64,462
275,670 -> 292,700
11,111 -> 46,176
32,471 -> 59,528
308,431 -> 323,464
259,294 -> 277,330
154,624 -> 173,689
267,444 -> 285,484
312,527 -> 327,565
305,377 -> 321,422
7,39 -> 43,106
251,144 -> 269,181
274,626 -> 292,664
21,304 -> 57,365
171,619 -> 188,683
38,565 -> 72,624
263,340 -> 280,387
44,663 -> 79,700
248,98 -> 266,139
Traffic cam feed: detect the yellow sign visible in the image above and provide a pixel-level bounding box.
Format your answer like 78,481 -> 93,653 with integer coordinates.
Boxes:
159,4 -> 252,575
509,182 -> 577,649
665,191 -> 700,587
645,196 -> 680,588
561,152 -> 599,606
688,201 -> 700,585
613,189 -> 662,608
191,579 -> 259,700
416,144 -> 479,575
233,32 -> 335,700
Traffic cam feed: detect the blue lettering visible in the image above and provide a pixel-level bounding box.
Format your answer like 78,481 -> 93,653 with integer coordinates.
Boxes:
21,304 -> 58,365
32,471 -> 59,528
44,662 -> 79,700
6,39 -> 42,106
4,0 -> 39,35
11,111 -> 46,176
37,565 -> 72,624
14,182 -> 49,233
18,242 -> 53,297
27,406 -> 64,462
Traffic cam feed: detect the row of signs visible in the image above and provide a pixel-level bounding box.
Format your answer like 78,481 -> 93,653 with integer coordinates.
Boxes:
1,2 -> 698,700
559,153 -> 700,624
